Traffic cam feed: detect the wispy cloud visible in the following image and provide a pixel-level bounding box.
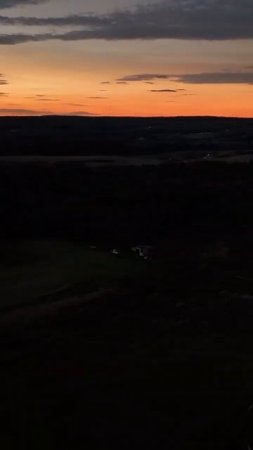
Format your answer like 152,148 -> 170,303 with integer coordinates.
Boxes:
0,108 -> 97,116
67,103 -> 87,107
23,94 -> 60,101
0,108 -> 52,115
66,111 -> 98,116
87,96 -> 107,99
37,98 -> 60,101
0,74 -> 8,85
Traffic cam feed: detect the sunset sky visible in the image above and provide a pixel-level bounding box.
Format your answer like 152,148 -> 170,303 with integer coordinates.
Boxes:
1,0 -> 253,117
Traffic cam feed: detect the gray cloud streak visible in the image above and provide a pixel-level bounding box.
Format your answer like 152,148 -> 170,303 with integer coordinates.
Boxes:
175,72 -> 253,84
118,71 -> 253,85
0,32 -> 58,45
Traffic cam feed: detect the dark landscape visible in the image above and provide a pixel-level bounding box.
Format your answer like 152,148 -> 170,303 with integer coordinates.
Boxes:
1,116 -> 253,449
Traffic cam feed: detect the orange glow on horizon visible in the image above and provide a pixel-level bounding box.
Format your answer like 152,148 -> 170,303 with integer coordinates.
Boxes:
1,85 -> 253,117
0,40 -> 252,118
1,57 -> 253,118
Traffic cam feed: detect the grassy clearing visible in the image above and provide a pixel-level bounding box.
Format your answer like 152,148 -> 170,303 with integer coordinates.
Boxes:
0,240 -> 145,309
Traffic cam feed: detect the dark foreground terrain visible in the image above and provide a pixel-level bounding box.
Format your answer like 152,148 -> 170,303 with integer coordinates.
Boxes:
1,243 -> 253,450
1,116 -> 253,449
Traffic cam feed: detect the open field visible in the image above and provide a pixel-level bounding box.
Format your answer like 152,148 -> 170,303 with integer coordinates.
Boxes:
0,240 -> 144,310
1,245 -> 253,449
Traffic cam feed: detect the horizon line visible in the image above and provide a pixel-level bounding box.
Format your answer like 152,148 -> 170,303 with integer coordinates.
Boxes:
0,114 -> 253,120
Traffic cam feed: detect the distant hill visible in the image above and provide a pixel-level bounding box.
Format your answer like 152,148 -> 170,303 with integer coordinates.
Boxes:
0,116 -> 253,155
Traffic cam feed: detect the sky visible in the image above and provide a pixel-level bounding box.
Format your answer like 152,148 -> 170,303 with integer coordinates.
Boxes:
0,0 -> 253,117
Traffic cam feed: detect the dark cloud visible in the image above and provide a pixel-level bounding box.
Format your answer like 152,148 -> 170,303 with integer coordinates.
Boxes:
0,12 -> 106,26
0,32 -> 54,45
100,81 -> 111,85
0,1 -> 253,42
0,92 -> 8,96
149,89 -> 178,92
117,74 -> 169,82
0,0 -> 45,9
